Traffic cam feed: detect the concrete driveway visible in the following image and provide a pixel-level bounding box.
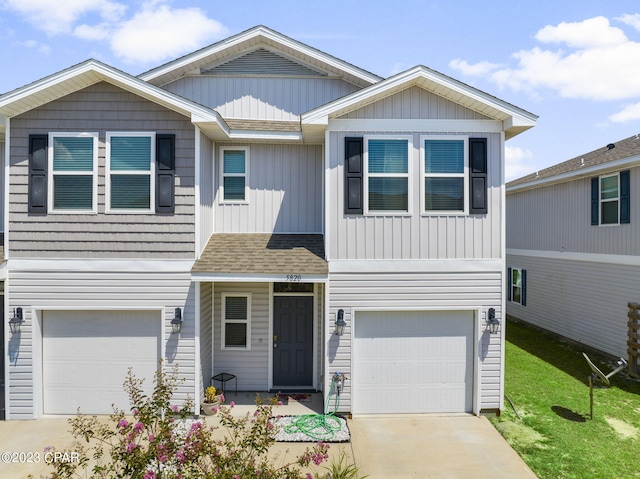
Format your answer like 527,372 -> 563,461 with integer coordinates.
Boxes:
349,415 -> 538,479
0,400 -> 537,478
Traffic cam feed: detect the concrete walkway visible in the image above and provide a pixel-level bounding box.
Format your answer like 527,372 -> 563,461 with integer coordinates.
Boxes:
0,398 -> 537,478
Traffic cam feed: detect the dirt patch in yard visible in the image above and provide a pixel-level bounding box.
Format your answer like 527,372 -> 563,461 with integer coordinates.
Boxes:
605,417 -> 639,440
493,420 -> 549,449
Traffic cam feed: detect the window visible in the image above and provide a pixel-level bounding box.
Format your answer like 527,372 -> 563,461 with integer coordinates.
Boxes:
422,137 -> 467,213
365,138 -> 410,212
508,267 -> 526,306
220,147 -> 249,202
600,174 -> 620,225
221,293 -> 251,349
106,132 -> 155,213
49,132 -> 98,212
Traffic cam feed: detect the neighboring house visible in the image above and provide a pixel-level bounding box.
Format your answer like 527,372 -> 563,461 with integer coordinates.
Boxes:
0,26 -> 536,420
506,135 -> 640,359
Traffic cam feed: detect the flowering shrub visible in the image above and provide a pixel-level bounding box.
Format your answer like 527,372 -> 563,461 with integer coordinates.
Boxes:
43,364 -> 329,479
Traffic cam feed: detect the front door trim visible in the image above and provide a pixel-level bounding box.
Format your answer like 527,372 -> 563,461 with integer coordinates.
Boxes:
268,283 -> 318,391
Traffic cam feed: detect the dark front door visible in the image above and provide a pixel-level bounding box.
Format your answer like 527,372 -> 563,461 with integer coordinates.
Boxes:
273,296 -> 313,387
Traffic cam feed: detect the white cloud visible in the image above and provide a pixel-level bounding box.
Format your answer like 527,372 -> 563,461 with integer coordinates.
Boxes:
20,39 -> 51,55
450,16 -> 640,104
505,145 -> 535,181
3,0 -> 127,35
74,23 -> 112,41
616,13 -> 640,31
609,101 -> 640,122
109,3 -> 227,64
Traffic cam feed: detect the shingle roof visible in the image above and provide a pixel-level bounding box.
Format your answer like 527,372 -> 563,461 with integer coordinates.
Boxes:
508,134 -> 640,188
225,119 -> 300,132
192,233 -> 327,275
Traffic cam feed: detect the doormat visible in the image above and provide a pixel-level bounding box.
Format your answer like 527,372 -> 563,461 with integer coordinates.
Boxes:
276,393 -> 312,403
270,415 -> 350,443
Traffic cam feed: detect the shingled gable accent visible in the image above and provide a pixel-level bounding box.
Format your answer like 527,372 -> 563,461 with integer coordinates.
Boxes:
202,48 -> 328,76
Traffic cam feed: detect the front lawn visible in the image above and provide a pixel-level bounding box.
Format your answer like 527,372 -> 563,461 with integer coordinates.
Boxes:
490,320 -> 640,479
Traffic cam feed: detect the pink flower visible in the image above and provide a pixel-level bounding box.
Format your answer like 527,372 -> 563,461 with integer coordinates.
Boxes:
126,442 -> 136,453
175,450 -> 186,463
229,401 -> 235,408
132,408 -> 139,415
306,474 -> 314,479
171,405 -> 179,413
118,419 -> 129,428
133,422 -> 144,432
143,471 -> 156,479
148,434 -> 155,442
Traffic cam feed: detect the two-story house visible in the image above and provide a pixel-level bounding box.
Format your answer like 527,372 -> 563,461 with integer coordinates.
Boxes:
0,26 -> 536,420
507,135 -> 640,362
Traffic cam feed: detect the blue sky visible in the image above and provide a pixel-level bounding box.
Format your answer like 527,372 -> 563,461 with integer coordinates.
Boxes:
2,0 -> 640,180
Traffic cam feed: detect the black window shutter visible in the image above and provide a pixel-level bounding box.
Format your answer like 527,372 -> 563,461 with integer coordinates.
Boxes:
156,134 -> 175,214
344,137 -> 363,214
507,267 -> 512,302
28,134 -> 48,214
469,138 -> 488,214
521,269 -> 527,306
591,177 -> 599,225
620,170 -> 630,224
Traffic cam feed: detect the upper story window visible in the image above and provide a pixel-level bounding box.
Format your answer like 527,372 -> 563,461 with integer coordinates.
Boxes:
365,137 -> 410,213
49,132 -> 98,213
422,137 -> 468,213
221,293 -> 251,350
220,147 -> 249,203
591,171 -> 630,226
106,132 -> 155,213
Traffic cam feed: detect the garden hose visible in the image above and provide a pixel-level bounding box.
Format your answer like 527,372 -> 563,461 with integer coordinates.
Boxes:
283,375 -> 344,441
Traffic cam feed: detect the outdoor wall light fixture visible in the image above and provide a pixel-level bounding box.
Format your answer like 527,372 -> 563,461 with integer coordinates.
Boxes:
487,308 -> 500,334
335,309 -> 346,336
171,307 -> 183,334
9,307 -> 24,334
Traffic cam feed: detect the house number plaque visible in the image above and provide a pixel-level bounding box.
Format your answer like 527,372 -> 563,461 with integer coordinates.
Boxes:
285,274 -> 302,282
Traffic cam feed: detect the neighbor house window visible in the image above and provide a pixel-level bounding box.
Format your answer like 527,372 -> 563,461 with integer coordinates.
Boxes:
221,293 -> 251,349
422,137 -> 467,213
600,174 -> 620,225
508,267 -> 526,306
365,137 -> 410,212
106,132 -> 155,213
220,147 -> 249,202
49,132 -> 98,212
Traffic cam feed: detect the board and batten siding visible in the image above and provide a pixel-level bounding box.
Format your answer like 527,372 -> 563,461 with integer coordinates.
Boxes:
339,86 -> 492,120
164,77 -> 361,121
214,143 -> 322,233
6,268 -> 195,419
8,82 -> 196,258
327,131 -> 503,260
507,167 -> 640,255
506,253 -> 638,358
327,270 -> 503,413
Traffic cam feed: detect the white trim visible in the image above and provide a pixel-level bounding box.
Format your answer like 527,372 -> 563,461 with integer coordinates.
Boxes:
324,130 -> 330,260
507,248 -> 640,266
268,282 -> 274,390
48,132 -> 99,214
138,26 -> 381,86
364,135 -> 412,215
4,124 -> 9,259
194,127 -> 201,259
192,272 -> 328,283
220,292 -> 252,351
105,131 -> 156,214
349,306 -> 481,416
218,146 -> 249,204
7,258 -> 194,272
328,259 -> 502,273
499,130 -> 506,412
228,131 -> 303,142
420,135 -> 469,215
328,119 -> 503,133
194,282 -> 201,414
507,154 -> 640,193
3,271 -> 9,419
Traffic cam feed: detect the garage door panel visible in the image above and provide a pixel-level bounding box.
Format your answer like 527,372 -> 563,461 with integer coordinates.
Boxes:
43,311 -> 160,415
353,310 -> 474,414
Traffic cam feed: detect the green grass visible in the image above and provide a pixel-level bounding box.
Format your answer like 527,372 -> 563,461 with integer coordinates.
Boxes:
490,320 -> 640,479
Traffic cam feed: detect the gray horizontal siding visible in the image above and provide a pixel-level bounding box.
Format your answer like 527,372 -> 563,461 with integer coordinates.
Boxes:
507,167 -> 640,255
339,86 -> 491,120
507,253 -> 637,357
328,270 -> 504,413
215,143 -> 322,233
327,131 -> 503,260
212,282 -> 270,390
6,268 -> 195,419
164,76 -> 360,121
9,82 -> 195,258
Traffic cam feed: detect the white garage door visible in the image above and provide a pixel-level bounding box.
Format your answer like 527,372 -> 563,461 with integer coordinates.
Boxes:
353,310 -> 475,414
43,310 -> 161,414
